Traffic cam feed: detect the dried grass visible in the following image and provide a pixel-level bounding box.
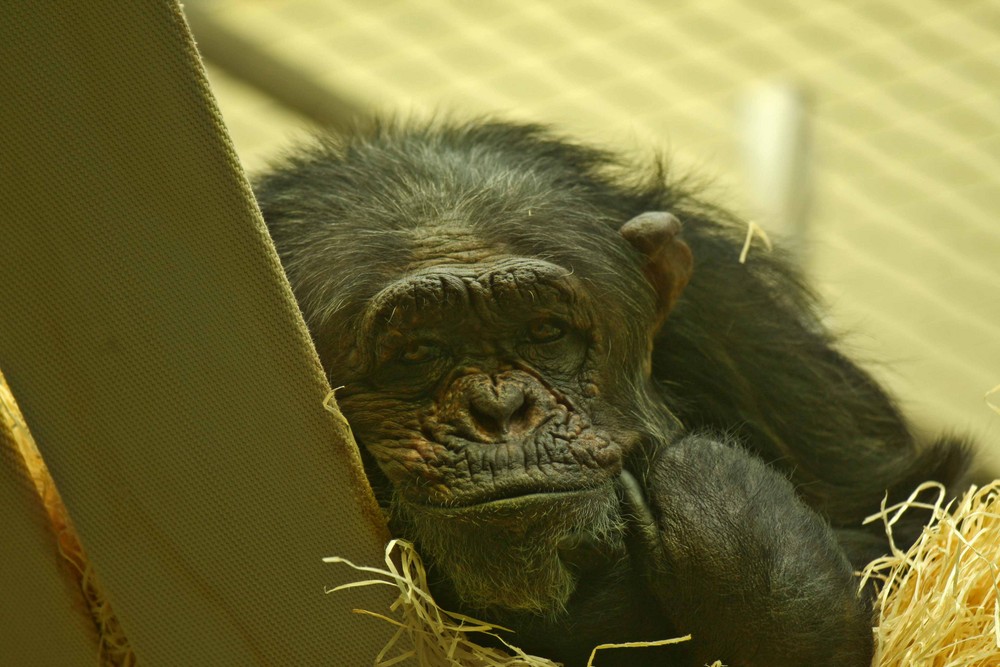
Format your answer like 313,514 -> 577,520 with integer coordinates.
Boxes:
985,384 -> 1000,416
0,375 -> 135,667
862,481 -> 1000,666
738,221 -> 773,264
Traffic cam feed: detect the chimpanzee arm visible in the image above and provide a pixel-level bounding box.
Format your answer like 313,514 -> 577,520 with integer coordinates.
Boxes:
652,223 -> 973,548
624,435 -> 874,667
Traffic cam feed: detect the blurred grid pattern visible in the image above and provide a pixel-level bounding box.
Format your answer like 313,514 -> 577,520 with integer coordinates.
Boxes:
192,0 -> 1000,467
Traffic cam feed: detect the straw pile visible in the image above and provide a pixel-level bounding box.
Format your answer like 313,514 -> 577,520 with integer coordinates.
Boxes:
862,481 -> 1000,666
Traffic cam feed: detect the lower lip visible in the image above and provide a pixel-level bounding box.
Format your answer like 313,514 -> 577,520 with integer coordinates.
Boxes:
416,482 -> 615,517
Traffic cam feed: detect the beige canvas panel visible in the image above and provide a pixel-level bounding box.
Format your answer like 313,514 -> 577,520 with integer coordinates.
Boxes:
0,418 -> 99,666
0,2 -> 396,664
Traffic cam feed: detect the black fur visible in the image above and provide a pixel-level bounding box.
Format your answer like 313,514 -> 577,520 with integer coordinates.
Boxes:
256,118 -> 972,666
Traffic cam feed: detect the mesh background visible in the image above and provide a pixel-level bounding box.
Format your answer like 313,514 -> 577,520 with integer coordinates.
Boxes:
196,0 -> 1000,467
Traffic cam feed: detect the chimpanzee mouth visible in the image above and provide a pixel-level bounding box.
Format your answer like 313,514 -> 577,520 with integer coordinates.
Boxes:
384,427 -> 630,508
446,486 -> 601,511
416,472 -> 621,513
426,429 -> 627,507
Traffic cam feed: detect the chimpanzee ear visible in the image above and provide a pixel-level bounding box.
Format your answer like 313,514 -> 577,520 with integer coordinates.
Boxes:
620,211 -> 693,326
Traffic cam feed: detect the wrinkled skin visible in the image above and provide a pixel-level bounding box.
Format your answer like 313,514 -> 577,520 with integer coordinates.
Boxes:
256,119 -> 972,666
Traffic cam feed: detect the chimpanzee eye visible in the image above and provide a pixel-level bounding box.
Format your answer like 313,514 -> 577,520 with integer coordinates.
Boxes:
526,319 -> 566,344
399,341 -> 443,365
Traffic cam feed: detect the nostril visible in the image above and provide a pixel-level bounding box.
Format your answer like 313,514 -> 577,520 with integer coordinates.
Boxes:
469,401 -> 505,435
508,394 -> 535,429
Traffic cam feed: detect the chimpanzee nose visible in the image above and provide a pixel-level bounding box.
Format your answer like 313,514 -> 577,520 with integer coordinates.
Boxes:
467,379 -> 538,437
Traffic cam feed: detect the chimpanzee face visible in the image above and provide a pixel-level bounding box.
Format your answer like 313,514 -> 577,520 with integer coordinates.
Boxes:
323,213 -> 690,511
332,256 -> 621,506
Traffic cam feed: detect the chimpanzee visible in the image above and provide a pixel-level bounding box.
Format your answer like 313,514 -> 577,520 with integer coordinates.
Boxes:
254,118 -> 972,666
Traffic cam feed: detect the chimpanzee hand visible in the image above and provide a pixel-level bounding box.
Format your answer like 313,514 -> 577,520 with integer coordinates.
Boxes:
623,435 -> 874,667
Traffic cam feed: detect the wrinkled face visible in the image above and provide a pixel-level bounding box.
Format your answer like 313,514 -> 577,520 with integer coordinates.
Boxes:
338,257 -> 636,508
329,256 -> 642,614
317,213 -> 691,615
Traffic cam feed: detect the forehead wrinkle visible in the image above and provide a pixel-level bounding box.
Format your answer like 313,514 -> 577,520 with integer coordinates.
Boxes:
406,221 -> 500,271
